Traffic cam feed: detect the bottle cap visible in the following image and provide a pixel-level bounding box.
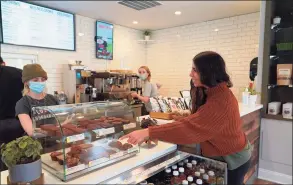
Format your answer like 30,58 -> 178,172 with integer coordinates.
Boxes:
182,180 -> 188,185
187,163 -> 192,168
196,179 -> 203,185
191,160 -> 197,165
184,159 -> 189,163
208,171 -> 215,176
165,168 -> 171,173
179,167 -> 185,173
172,165 -> 177,170
199,168 -> 205,173
187,176 -> 193,182
178,162 -> 184,166
194,172 -> 200,177
203,174 -> 209,180
173,171 -> 179,176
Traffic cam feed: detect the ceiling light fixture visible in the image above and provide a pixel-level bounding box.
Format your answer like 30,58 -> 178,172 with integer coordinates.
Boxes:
78,33 -> 84,36
214,28 -> 219,32
133,21 -> 138,24
175,11 -> 181,15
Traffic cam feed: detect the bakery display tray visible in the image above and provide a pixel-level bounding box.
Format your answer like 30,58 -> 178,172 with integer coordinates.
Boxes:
42,138 -> 139,181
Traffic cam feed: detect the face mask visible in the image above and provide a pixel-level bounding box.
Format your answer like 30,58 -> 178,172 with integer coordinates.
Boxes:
29,81 -> 46,94
139,74 -> 148,81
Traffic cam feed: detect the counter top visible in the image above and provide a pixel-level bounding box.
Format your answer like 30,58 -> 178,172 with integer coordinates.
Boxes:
238,103 -> 263,117
1,142 -> 177,184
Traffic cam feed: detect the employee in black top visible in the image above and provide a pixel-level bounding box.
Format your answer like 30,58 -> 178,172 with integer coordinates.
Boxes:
0,57 -> 24,171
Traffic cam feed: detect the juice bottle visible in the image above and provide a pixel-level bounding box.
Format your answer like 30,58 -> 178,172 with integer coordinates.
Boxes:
182,180 -> 189,185
199,168 -> 205,178
185,163 -> 193,176
191,160 -> 198,171
208,171 -> 216,185
178,162 -> 184,168
172,165 -> 178,171
187,176 -> 194,185
178,167 -> 186,181
202,174 -> 209,185
194,171 -> 201,182
165,168 -> 172,184
171,171 -> 181,185
196,179 -> 203,185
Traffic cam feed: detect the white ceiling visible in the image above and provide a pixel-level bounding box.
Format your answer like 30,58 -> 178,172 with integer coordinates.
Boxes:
32,1 -> 260,30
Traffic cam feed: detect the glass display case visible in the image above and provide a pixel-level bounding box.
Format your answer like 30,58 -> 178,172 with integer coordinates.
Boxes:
32,101 -> 139,181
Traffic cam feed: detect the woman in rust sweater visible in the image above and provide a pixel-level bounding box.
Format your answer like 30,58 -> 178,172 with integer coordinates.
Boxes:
121,51 -> 251,185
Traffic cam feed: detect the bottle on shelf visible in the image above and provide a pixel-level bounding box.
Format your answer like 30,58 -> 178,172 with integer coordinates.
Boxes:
178,162 -> 184,168
199,168 -> 205,178
207,171 -> 216,185
184,159 -> 189,168
191,160 -> 198,171
171,171 -> 181,185
196,179 -> 203,185
179,167 -> 187,181
185,163 -> 194,176
165,168 -> 172,184
172,165 -> 178,171
194,171 -> 201,182
202,174 -> 209,185
187,176 -> 194,185
182,180 -> 189,185
216,176 -> 224,185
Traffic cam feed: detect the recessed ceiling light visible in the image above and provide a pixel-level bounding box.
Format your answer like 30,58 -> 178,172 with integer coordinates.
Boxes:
133,21 -> 138,24
175,11 -> 181,15
78,33 -> 84,36
214,28 -> 219,32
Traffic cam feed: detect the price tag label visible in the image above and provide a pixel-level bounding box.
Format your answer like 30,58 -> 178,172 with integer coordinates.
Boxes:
123,123 -> 136,130
110,151 -> 124,159
93,128 -> 115,138
66,133 -> 85,143
65,164 -> 85,174
128,146 -> 139,154
88,157 -> 109,167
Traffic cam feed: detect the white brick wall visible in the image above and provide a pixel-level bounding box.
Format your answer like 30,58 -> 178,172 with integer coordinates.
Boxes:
1,12 -> 260,100
1,15 -> 146,94
146,12 -> 260,99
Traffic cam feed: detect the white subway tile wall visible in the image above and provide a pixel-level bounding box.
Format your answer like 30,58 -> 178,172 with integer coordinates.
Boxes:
146,12 -> 260,99
1,12 -> 259,99
1,15 -> 146,94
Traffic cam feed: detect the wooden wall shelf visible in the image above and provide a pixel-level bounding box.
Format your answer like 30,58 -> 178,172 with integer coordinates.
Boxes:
263,114 -> 292,121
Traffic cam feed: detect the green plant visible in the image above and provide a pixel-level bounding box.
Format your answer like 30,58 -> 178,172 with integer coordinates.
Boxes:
144,30 -> 151,36
0,136 -> 42,168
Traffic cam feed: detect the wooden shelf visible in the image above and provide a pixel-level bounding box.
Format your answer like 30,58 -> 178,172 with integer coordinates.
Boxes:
263,114 -> 292,121
268,84 -> 293,89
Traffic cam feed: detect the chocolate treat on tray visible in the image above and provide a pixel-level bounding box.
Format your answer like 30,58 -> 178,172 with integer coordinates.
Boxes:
108,141 -> 123,149
56,128 -> 75,137
86,124 -> 102,130
50,151 -> 63,161
79,146 -> 108,163
112,121 -> 123,125
69,127 -> 86,134
78,143 -> 93,150
40,124 -> 59,136
78,120 -> 91,127
100,122 -> 113,128
56,155 -> 65,165
62,123 -> 77,130
121,119 -> 131,124
121,143 -> 133,151
66,157 -> 80,168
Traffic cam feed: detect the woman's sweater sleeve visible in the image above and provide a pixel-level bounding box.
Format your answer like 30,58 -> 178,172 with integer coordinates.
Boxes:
149,99 -> 228,144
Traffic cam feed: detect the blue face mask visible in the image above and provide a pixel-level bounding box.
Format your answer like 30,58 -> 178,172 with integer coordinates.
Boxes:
139,74 -> 148,81
29,81 -> 46,94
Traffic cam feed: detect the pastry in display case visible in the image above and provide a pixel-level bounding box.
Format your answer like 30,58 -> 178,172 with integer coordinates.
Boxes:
31,101 -> 139,181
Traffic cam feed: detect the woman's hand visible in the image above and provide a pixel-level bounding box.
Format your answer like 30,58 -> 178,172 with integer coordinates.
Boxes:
120,129 -> 149,145
131,92 -> 139,98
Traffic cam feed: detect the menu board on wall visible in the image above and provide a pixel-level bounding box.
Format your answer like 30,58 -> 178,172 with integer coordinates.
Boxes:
96,21 -> 113,60
0,1 -> 75,51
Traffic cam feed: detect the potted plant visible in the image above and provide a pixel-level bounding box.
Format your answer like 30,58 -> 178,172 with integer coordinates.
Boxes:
1,136 -> 43,183
144,30 -> 151,40
247,82 -> 259,106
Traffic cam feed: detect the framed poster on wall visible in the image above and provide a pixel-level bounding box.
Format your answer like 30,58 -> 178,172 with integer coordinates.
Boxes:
96,21 -> 113,60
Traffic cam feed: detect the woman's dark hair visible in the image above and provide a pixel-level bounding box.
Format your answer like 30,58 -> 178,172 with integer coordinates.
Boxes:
190,51 -> 232,113
193,51 -> 232,88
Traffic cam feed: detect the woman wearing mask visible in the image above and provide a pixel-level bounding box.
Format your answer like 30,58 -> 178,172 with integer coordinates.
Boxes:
122,51 -> 251,185
15,64 -> 59,136
131,66 -> 158,115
